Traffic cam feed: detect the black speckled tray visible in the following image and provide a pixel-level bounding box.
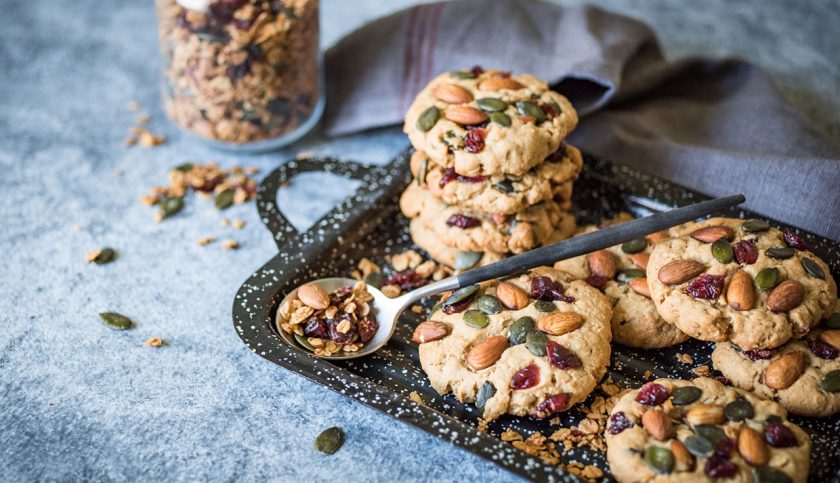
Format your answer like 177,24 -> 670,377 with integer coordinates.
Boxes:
232,150 -> 840,482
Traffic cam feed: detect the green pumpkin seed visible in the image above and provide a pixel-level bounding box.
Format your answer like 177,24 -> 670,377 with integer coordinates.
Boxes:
476,381 -> 496,414
753,466 -> 792,483
89,247 -> 117,265
444,285 -> 480,306
684,435 -> 714,457
724,398 -> 754,421
755,268 -> 780,290
617,269 -> 646,284
825,312 -> 840,329
821,370 -> 840,393
644,446 -> 674,474
494,180 -> 515,193
489,111 -> 512,127
99,312 -> 133,330
765,415 -> 782,424
294,333 -> 315,352
416,106 -> 440,132
548,100 -> 563,115
670,386 -> 702,406
464,309 -> 489,329
801,258 -> 825,279
159,196 -> 184,219
196,31 -> 227,43
215,188 -> 235,210
454,251 -> 483,270
621,238 -> 647,254
508,317 -> 534,345
416,159 -> 427,186
742,219 -> 770,233
526,330 -> 548,356
173,162 -> 194,172
476,98 -> 507,112
766,247 -> 795,259
534,300 -> 556,313
694,424 -> 726,444
314,427 -> 344,454
476,295 -> 502,315
449,70 -> 476,79
711,238 -> 734,264
515,101 -> 545,123
364,272 -> 387,289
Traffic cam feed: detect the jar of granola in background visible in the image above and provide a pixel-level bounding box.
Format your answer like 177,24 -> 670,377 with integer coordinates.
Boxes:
156,0 -> 322,151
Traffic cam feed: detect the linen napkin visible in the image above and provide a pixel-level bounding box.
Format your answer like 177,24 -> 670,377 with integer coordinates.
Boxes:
324,0 -> 840,240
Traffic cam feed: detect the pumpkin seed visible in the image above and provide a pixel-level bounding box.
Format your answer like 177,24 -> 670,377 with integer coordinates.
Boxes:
755,268 -> 779,290
314,427 -> 344,454
215,188 -> 235,210
464,309 -> 489,329
534,300 -> 556,313
670,386 -> 702,406
494,180 -> 515,193
515,101 -> 545,123
765,415 -> 782,424
416,159 -> 427,186
694,424 -> 726,444
621,238 -> 647,254
825,312 -> 840,329
99,312 -> 133,330
489,112 -> 512,127
765,247 -> 794,259
294,333 -> 315,352
821,370 -> 840,393
196,31 -> 227,43
753,466 -> 792,483
476,381 -> 496,414
711,238 -> 734,264
476,295 -> 502,315
159,196 -> 184,219
801,258 -> 825,279
644,446 -> 674,474
548,100 -> 562,115
724,398 -> 754,421
174,162 -> 194,172
508,317 -> 534,345
454,251 -> 483,270
684,435 -> 714,457
742,219 -> 770,233
364,272 -> 387,289
449,70 -> 476,79
416,106 -> 440,132
90,248 -> 117,265
444,284 -> 480,306
526,330 -> 548,356
476,98 -> 507,112
617,269 -> 645,284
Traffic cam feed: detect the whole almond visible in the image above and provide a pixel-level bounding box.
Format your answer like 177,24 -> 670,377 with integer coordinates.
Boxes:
641,409 -> 672,441
629,253 -> 650,270
658,259 -> 706,285
818,329 -> 840,350
646,231 -> 670,245
588,250 -> 617,279
412,321 -> 450,343
628,278 -> 651,298
444,106 -> 488,125
670,439 -> 695,471
433,83 -> 473,104
727,270 -> 756,311
685,403 -> 726,426
690,225 -> 734,243
764,351 -> 805,389
538,312 -> 584,336
478,77 -> 524,91
767,280 -> 805,313
466,336 -> 508,370
738,427 -> 770,466
297,284 -> 330,309
496,281 -> 529,310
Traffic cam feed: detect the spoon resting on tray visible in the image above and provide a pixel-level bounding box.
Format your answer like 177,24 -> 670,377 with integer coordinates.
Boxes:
276,194 -> 746,360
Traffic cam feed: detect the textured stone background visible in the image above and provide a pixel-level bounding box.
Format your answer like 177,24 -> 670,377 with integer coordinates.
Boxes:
1,0 -> 837,481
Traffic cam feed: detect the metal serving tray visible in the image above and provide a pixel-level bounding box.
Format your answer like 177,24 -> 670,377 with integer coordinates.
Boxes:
232,149 -> 840,482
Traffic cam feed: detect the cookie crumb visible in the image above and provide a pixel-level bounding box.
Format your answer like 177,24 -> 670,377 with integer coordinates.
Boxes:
137,129 -> 166,147
221,240 -> 239,250
476,418 -> 489,433
127,100 -> 141,111
644,370 -> 653,380
197,236 -> 215,246
692,365 -> 711,376
409,391 -> 424,405
145,337 -> 165,347
410,305 -> 423,314
135,114 -> 151,125
676,353 -> 693,364
231,219 -> 246,230
381,284 -> 401,298
124,137 -> 137,147
220,218 -> 230,227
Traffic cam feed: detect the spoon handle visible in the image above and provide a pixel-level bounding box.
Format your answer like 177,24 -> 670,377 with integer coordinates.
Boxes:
456,194 -> 745,288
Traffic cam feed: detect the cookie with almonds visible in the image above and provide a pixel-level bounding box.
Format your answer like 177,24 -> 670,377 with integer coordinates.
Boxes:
606,377 -> 811,483
403,68 -> 578,177
647,217 -> 837,350
410,143 -> 582,215
413,268 -> 612,421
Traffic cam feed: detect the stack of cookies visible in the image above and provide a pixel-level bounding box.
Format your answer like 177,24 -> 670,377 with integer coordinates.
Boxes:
400,67 -> 582,270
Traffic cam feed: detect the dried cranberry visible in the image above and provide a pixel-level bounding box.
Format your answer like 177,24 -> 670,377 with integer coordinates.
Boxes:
438,167 -> 487,187
711,374 -> 729,385
530,276 -> 575,303
386,269 -> 428,291
446,214 -> 481,229
808,339 -> 838,359
635,382 -> 670,405
765,422 -> 798,447
330,286 -> 353,306
783,228 -> 808,250
442,293 -> 477,315
546,341 -> 582,369
303,317 -> 328,339
191,176 -> 223,192
357,315 -> 378,344
228,59 -> 251,79
470,65 -> 485,77
608,411 -> 634,434
714,437 -> 736,458
327,315 -> 357,344
684,274 -> 725,299
511,364 -> 540,390
585,275 -> 608,290
539,102 -> 558,119
733,240 -> 758,265
464,128 -> 485,153
743,348 -> 777,361
532,393 -> 570,418
704,455 -> 738,478
546,142 -> 568,161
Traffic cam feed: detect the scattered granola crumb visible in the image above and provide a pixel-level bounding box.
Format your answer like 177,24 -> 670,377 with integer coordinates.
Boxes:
692,365 -> 711,376
476,418 -> 489,433
85,248 -> 117,265
357,257 -> 381,278
410,305 -> 423,314
113,168 -> 124,176
381,284 -> 401,298
409,391 -> 424,405
676,353 -> 693,364
244,167 -> 260,175
197,236 -> 215,246
221,240 -> 239,250
296,151 -> 316,160
644,370 -> 653,380
135,114 -> 151,125
154,211 -> 165,223
124,137 -> 137,147
232,219 -> 246,230
145,337 -> 165,347
220,218 -> 230,227
127,100 -> 141,111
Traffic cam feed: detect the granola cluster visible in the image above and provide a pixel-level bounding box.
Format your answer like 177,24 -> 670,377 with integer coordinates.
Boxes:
155,0 -> 320,144
352,250 -> 452,298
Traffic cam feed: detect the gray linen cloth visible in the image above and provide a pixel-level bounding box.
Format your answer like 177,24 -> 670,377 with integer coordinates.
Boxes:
323,0 -> 840,241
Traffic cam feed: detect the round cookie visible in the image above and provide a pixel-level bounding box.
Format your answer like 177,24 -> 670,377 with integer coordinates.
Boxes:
410,143 -> 583,215
606,377 -> 811,483
403,68 -> 578,177
647,217 -> 837,350
409,218 -> 503,269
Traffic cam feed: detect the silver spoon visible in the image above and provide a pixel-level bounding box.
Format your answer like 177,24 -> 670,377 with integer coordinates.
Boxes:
277,194 -> 745,360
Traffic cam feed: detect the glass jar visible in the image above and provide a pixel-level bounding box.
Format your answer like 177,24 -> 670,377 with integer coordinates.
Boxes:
155,0 -> 322,151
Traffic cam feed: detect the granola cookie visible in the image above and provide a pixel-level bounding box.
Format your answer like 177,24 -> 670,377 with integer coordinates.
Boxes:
409,218 -> 503,269
410,143 -> 582,215
414,268 -> 612,421
404,69 -> 578,177
648,217 -> 837,350
399,183 -> 575,254
606,377 -> 810,483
